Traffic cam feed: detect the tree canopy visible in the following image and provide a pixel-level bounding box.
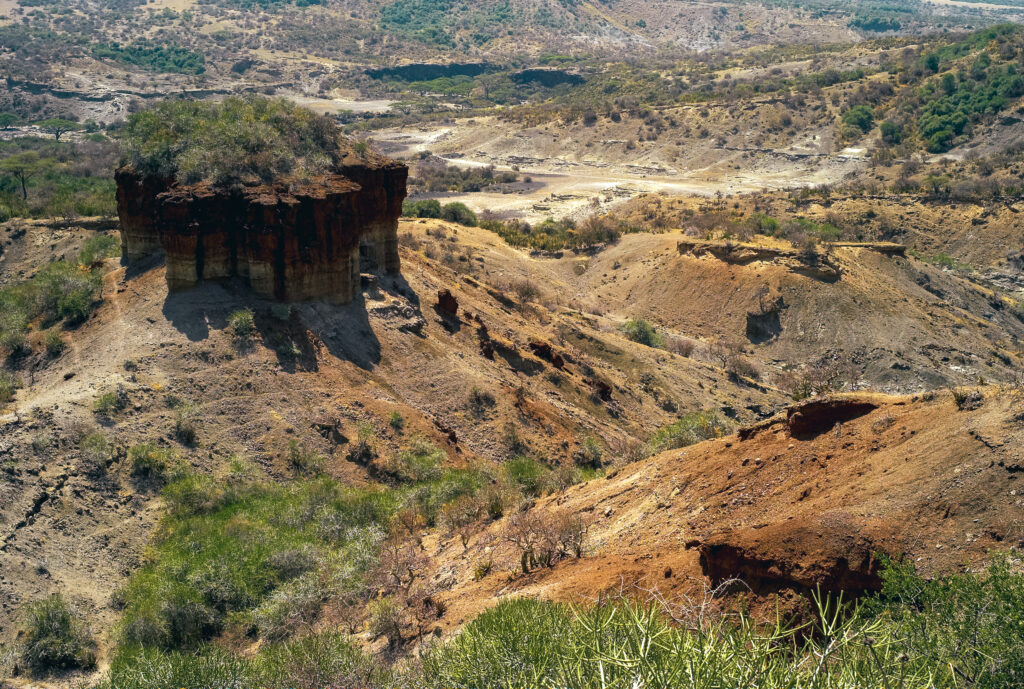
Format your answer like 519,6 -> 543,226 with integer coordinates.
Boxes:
120,97 -> 368,188
35,118 -> 82,142
0,151 -> 50,200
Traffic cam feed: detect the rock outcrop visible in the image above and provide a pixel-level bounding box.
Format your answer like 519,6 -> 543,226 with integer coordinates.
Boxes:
116,159 -> 407,303
695,519 -> 886,594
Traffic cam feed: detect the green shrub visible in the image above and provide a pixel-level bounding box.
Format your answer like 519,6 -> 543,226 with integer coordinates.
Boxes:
647,410 -> 729,455
0,259 -> 103,351
93,391 -> 120,415
36,261 -> 101,324
228,308 -> 255,341
841,104 -> 875,133
287,439 -> 324,476
404,466 -> 486,527
78,234 -> 121,267
472,557 -> 493,581
0,371 -> 19,405
502,456 -> 550,497
401,198 -> 442,218
19,593 -> 97,674
468,387 -> 496,418
31,432 -> 52,454
43,329 -> 66,357
388,411 -> 405,433
620,317 -> 664,348
128,443 -> 173,482
440,201 -> 478,226
572,435 -> 603,468
366,596 -> 402,646
173,401 -> 200,445
388,436 -> 445,483
78,431 -> 110,476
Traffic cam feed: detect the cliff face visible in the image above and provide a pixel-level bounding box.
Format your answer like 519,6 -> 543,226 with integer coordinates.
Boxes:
116,160 -> 408,303
115,169 -> 172,263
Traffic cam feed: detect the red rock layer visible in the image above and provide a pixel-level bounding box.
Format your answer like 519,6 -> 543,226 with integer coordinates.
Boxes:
116,161 -> 408,303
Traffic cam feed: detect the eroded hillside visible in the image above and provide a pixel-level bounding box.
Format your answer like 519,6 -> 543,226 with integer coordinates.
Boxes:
2,212 -> 1023,682
430,388 -> 1024,628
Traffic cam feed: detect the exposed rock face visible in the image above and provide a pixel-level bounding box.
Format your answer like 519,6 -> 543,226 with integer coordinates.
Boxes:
786,397 -> 878,439
696,518 -> 886,594
528,340 -> 565,369
116,160 -> 408,303
116,170 -> 172,263
677,238 -> 842,282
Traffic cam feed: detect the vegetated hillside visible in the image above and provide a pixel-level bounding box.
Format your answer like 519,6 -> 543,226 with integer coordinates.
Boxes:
0,0 -> 1016,130
432,387 -> 1024,626
0,0 -> 956,89
1,216 -> 1021,684
0,218 -> 781,677
361,25 -> 1024,234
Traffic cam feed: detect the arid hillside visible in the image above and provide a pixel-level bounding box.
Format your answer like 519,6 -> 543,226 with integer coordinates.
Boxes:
2,212 -> 1023,679
430,388 -> 1024,628
0,218 -> 783,676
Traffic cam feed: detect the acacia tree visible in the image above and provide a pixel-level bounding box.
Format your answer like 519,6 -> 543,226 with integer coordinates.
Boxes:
35,118 -> 82,142
0,151 -> 48,200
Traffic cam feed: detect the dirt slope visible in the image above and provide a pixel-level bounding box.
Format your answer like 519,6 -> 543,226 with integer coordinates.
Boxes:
561,233 -> 1024,392
430,390 -> 1024,627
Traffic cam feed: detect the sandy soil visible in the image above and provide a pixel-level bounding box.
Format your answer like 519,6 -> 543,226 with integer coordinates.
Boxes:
373,122 -> 865,223
285,95 -> 396,115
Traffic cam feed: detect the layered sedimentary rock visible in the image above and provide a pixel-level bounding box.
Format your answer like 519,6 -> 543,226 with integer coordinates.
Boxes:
115,160 -> 407,303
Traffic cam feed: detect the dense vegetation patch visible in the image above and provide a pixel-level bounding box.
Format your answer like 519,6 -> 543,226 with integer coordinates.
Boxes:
422,556 -> 1023,688
99,554 -> 1024,688
408,158 -> 518,194
841,23 -> 1024,153
0,234 -> 117,357
0,136 -> 118,220
116,470 -> 398,650
479,215 -> 643,252
99,434 -> 597,684
121,96 -> 364,187
402,199 -> 478,226
91,42 -> 205,75
379,0 -> 514,47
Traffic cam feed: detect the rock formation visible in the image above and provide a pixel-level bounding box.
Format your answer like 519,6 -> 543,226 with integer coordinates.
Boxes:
435,289 -> 459,318
116,159 -> 408,304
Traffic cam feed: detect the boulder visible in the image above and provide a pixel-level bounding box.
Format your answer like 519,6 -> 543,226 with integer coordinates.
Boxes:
436,289 -> 459,318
